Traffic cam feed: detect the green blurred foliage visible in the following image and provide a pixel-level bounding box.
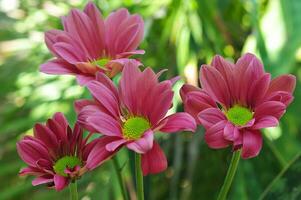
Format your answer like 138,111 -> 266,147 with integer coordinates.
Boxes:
0,0 -> 301,199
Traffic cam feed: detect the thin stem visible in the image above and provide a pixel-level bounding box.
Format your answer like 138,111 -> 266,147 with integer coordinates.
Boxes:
69,181 -> 78,200
217,150 -> 241,200
135,153 -> 144,200
112,156 -> 129,200
259,151 -> 301,200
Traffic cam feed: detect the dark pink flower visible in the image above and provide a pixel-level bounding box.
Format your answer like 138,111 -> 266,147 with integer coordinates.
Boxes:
17,112 -> 116,191
75,60 -> 196,175
181,53 -> 296,159
40,2 -> 144,85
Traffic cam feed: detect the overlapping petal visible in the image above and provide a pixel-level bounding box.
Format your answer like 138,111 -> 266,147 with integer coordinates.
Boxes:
40,2 -> 145,83
181,53 -> 295,159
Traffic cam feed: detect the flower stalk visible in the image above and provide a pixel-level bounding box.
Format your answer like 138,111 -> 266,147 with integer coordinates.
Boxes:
217,150 -> 241,200
112,156 -> 129,200
69,181 -> 78,200
135,153 -> 144,200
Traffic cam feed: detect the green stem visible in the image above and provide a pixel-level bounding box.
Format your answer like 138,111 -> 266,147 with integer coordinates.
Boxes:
112,156 -> 129,200
259,151 -> 301,200
135,153 -> 144,200
217,150 -> 241,200
69,181 -> 78,200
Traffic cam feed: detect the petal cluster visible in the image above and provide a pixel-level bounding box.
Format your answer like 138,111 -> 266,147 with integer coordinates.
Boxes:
17,112 -> 115,190
75,60 -> 196,175
181,53 -> 296,159
40,2 -> 144,85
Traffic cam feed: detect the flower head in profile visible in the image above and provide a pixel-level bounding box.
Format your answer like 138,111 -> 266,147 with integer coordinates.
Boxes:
181,53 -> 296,159
40,2 -> 144,85
75,61 -> 196,175
17,112 -> 115,191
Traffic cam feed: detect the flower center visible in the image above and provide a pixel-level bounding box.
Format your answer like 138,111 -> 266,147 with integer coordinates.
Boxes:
123,117 -> 150,140
92,58 -> 109,67
225,105 -> 253,126
53,156 -> 82,177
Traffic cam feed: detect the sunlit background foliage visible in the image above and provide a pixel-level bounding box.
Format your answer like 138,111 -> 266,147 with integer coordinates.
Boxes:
1,0 -> 301,199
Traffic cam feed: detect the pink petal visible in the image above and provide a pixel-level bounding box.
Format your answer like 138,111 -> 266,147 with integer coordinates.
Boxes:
126,130 -> 154,154
116,20 -> 144,53
34,124 -> 58,149
235,53 -> 264,78
253,116 -> 279,129
148,85 -> 173,124
87,112 -> 122,137
241,130 -> 262,159
54,175 -> 69,191
32,176 -> 54,186
198,108 -> 226,129
211,55 -> 236,103
254,101 -> 286,120
77,105 -> 103,133
105,8 -> 130,57
75,62 -> 99,74
118,60 -> 141,114
64,9 -> 101,59
141,141 -> 167,176
157,112 -> 196,133
235,53 -> 265,104
105,8 -> 144,57
40,59 -> 77,75
76,74 -> 94,86
85,136 -> 118,170
46,119 -> 66,142
105,58 -> 131,77
44,29 -> 65,57
149,92 -> 173,121
95,72 -> 119,97
36,158 -> 53,170
17,139 -> 50,166
87,80 -> 120,117
133,68 -> 173,124
52,112 -> 69,131
265,91 -> 294,106
223,122 -> 239,141
74,99 -> 96,114
183,90 -> 216,120
83,2 -> 105,52
180,84 -> 201,102
53,42 -> 84,64
200,66 -> 231,107
106,139 -> 127,151
204,120 -> 230,149
247,73 -> 271,107
117,49 -> 145,58
19,167 -> 44,176
267,74 -> 296,94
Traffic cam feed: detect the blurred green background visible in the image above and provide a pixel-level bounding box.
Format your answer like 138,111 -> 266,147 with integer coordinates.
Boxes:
1,0 -> 301,199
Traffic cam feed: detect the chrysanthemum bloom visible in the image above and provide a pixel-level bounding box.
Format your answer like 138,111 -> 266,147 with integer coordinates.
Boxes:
40,2 -> 144,85
17,112 -> 116,191
75,61 -> 196,175
181,53 -> 296,159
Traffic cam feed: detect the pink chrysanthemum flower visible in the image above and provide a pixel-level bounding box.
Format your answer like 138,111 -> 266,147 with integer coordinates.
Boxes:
181,53 -> 296,159
17,112 -> 116,191
40,2 -> 144,85
75,61 -> 196,175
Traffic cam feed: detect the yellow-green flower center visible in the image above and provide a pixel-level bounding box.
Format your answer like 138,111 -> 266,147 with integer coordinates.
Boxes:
123,117 -> 150,140
92,58 -> 109,67
225,105 -> 253,126
53,156 -> 82,177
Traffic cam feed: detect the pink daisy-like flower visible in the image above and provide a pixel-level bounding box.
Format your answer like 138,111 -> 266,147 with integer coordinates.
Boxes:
75,60 -> 196,175
17,112 -> 116,191
181,53 -> 296,159
40,2 -> 144,85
